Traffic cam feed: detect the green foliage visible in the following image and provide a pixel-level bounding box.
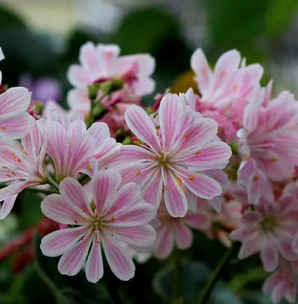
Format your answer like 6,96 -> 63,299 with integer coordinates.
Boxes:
203,0 -> 271,49
18,191 -> 43,230
265,0 -> 298,37
0,4 -> 26,28
153,260 -> 242,304
112,7 -> 181,54
34,235 -> 112,304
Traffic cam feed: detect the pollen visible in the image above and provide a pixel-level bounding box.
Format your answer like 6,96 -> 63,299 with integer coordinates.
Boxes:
0,126 -> 6,131
253,175 -> 259,182
136,171 -> 142,177
188,176 -> 195,182
164,185 -> 168,191
269,157 -> 278,162
87,162 -> 92,171
244,155 -> 250,161
195,150 -> 200,156
90,201 -> 96,212
220,71 -> 227,78
176,177 -> 183,186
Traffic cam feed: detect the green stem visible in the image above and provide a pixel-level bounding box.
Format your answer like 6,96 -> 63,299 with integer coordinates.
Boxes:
198,244 -> 236,304
105,282 -> 124,304
228,267 -> 267,293
35,261 -> 68,304
47,175 -> 59,192
86,93 -> 108,128
25,187 -> 55,195
173,255 -> 183,303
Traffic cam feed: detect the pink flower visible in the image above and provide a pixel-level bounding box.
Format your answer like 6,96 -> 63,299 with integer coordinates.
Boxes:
263,259 -> 298,304
116,92 -> 231,217
237,158 -> 274,205
43,101 -> 83,126
191,49 -> 263,122
231,188 -> 298,272
67,42 -> 155,116
237,85 -> 298,202
45,118 -> 121,180
152,202 -> 210,259
40,170 -> 156,282
182,89 -> 240,142
0,120 -> 47,219
0,48 -> 33,139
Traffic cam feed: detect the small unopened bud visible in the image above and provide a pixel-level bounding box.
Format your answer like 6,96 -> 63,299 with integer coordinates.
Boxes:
100,78 -> 124,95
33,102 -> 44,116
0,84 -> 8,94
122,136 -> 132,145
88,83 -> 101,100
146,106 -> 154,115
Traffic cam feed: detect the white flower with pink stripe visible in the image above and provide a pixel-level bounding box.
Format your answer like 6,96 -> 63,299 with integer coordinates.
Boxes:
117,92 -> 231,217
40,170 -> 156,282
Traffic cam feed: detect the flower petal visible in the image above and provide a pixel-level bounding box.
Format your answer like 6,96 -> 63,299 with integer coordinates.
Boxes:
154,226 -> 174,259
107,182 -> 143,216
0,112 -> 33,139
238,238 -> 261,259
125,105 -> 160,153
41,194 -> 87,225
191,48 -> 212,94
0,87 -> 30,114
0,195 -> 17,219
60,178 -> 91,216
92,169 -> 121,213
176,141 -> 231,170
108,203 -> 155,227
175,168 -> 222,200
261,244 -> 279,272
58,233 -> 92,276
184,213 -> 210,230
87,122 -> 110,142
67,64 -> 93,88
164,171 -> 188,217
175,222 -> 192,249
85,234 -> 104,283
102,235 -> 135,281
159,94 -> 184,150
40,226 -> 89,257
141,168 -> 163,208
108,225 -> 156,247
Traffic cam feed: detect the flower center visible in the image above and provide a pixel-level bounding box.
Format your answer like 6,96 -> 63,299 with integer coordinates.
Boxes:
260,215 -> 277,233
90,217 -> 104,231
157,152 -> 172,167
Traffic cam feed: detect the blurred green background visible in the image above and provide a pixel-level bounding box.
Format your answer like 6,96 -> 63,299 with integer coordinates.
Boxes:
0,0 -> 298,303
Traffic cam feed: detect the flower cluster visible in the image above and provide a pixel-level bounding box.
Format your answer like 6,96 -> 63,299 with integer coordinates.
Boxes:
1,42 -> 298,303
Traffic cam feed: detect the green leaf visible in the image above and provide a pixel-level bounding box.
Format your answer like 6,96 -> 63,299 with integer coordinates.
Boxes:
210,283 -> 242,304
229,267 -> 267,293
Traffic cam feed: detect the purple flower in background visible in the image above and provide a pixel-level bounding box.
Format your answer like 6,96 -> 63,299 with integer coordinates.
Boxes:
19,74 -> 61,103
